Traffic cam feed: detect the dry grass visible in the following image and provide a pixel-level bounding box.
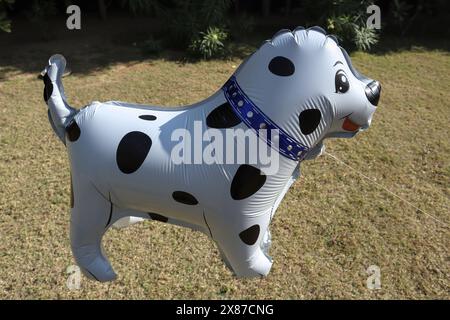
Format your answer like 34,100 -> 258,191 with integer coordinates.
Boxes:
0,33 -> 449,299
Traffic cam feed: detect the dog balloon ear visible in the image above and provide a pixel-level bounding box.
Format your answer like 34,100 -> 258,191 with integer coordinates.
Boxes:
327,35 -> 339,45
307,26 -> 326,35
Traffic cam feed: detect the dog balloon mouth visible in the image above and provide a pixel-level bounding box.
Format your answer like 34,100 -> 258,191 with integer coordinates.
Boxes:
342,117 -> 361,131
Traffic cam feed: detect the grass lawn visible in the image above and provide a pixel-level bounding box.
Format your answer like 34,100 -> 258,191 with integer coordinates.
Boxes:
0,21 -> 449,299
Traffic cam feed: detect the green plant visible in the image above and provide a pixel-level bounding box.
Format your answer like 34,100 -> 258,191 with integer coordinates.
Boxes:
302,0 -> 379,51
189,26 -> 228,59
0,11 -> 10,32
324,0 -> 379,51
326,14 -> 355,43
0,0 -> 14,33
353,25 -> 379,51
162,0 -> 232,49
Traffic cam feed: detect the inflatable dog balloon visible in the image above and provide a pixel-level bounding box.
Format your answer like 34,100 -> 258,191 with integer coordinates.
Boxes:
43,27 -> 380,282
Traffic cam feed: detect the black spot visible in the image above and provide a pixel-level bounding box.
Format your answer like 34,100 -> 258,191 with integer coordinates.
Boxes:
172,191 -> 198,205
148,212 -> 168,223
268,56 -> 295,77
139,115 -> 157,121
239,224 -> 260,245
66,120 -> 81,142
116,131 -> 152,174
206,102 -> 241,128
231,165 -> 266,200
43,73 -> 53,103
299,109 -> 321,135
70,174 -> 74,208
105,194 -> 113,228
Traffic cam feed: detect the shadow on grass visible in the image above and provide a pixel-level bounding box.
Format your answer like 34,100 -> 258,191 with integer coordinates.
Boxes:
0,16 -> 448,80
0,16 -> 261,81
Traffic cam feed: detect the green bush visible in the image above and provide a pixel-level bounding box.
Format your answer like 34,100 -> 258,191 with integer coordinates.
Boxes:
0,0 -> 15,33
162,0 -> 232,49
326,14 -> 355,45
327,14 -> 379,51
303,0 -> 379,51
189,26 -> 228,59
0,11 -> 11,33
353,25 -> 379,51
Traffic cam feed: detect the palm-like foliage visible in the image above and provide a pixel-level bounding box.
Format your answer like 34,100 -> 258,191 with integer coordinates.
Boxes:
189,26 -> 228,59
162,0 -> 232,49
353,25 -> 379,51
324,0 -> 379,51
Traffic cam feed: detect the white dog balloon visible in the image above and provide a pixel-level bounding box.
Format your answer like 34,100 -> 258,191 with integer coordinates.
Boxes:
43,27 -> 380,282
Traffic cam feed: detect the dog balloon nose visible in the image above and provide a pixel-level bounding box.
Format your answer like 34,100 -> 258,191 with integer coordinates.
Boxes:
365,80 -> 381,106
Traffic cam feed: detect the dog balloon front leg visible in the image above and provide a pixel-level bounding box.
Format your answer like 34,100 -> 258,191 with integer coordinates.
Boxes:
210,212 -> 273,278
70,176 -> 117,282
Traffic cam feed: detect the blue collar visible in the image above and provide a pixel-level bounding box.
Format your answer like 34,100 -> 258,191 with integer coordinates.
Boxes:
222,76 -> 309,161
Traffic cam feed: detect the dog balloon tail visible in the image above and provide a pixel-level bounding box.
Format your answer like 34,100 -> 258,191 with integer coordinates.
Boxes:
42,54 -> 77,143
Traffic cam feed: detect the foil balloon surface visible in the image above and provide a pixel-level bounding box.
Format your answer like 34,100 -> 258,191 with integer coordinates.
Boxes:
42,26 -> 380,282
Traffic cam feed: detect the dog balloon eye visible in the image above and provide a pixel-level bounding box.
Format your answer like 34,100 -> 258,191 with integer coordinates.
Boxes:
335,70 -> 349,93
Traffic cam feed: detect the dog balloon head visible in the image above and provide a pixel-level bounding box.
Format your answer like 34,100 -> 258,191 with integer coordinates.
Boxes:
232,27 -> 381,151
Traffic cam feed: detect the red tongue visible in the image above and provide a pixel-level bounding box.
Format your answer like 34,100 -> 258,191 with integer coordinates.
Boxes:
342,117 -> 361,131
